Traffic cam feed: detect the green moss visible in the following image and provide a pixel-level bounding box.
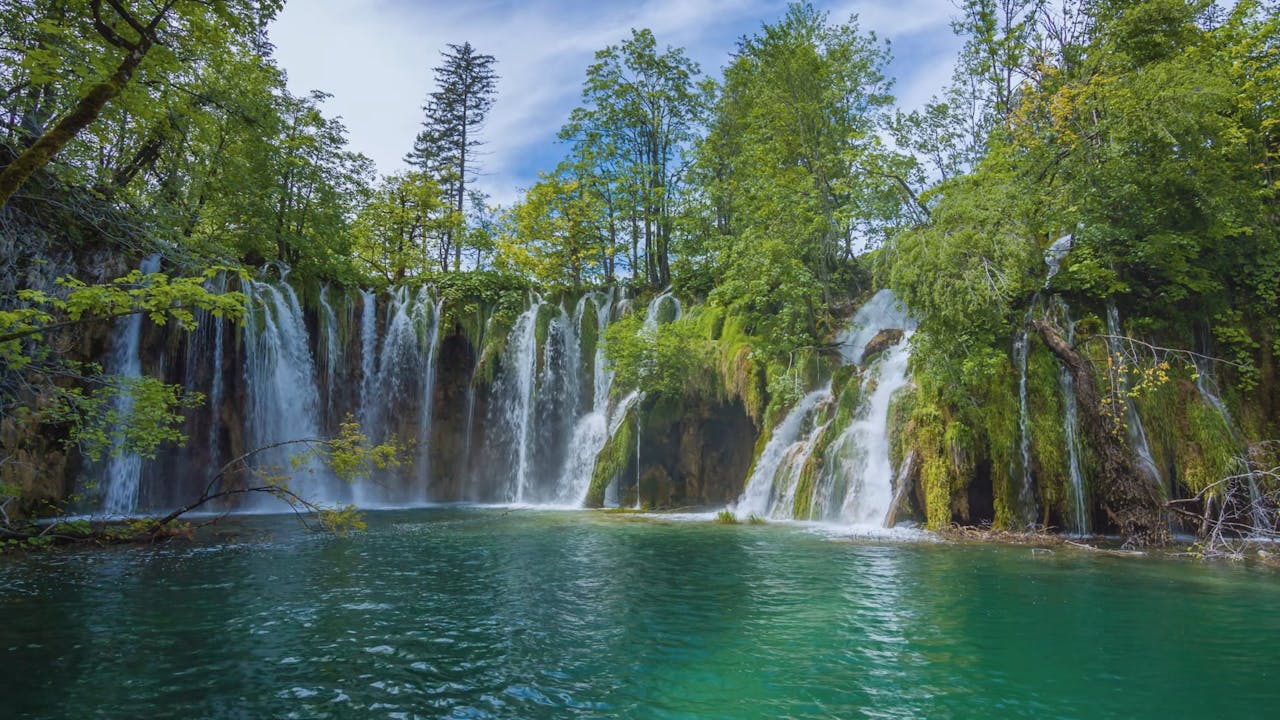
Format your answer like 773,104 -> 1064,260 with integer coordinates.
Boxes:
792,421 -> 837,519
1140,375 -> 1239,498
1026,340 -> 1067,525
697,305 -> 726,340
1183,392 -> 1238,494
655,295 -> 679,325
975,356 -> 1018,529
534,303 -> 559,360
887,385 -> 917,474
922,452 -> 952,530
584,403 -> 637,507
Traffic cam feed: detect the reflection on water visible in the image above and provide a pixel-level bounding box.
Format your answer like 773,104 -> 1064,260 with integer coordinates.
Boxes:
2,509 -> 1278,719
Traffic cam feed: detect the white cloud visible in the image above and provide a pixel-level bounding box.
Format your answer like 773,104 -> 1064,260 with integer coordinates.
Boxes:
269,0 -> 962,206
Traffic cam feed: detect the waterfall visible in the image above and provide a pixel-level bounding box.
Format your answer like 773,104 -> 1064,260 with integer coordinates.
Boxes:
1044,235 -> 1073,288
553,292 -> 619,505
735,289 -> 915,528
1106,304 -> 1164,497
318,285 -> 341,425
1053,299 -> 1088,534
634,403 -> 643,510
242,278 -> 335,506
737,387 -> 832,519
208,282 -> 225,475
485,292 -> 631,506
101,254 -> 162,515
1013,330 -> 1037,525
643,289 -> 682,332
833,338 -> 914,526
351,286 -> 439,505
502,299 -> 542,503
416,296 -> 445,501
1193,356 -> 1267,533
357,288 -> 377,437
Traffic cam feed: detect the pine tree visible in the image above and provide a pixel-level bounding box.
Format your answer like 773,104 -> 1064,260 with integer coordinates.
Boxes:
408,42 -> 498,271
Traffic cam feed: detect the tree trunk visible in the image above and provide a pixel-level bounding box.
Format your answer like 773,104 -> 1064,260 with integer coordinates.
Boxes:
1033,319 -> 1169,546
0,44 -> 149,209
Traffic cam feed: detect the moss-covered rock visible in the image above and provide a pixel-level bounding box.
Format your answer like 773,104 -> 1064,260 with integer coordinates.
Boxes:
861,328 -> 905,366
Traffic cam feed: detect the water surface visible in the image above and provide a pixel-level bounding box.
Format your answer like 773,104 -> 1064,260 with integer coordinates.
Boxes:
2,509 -> 1277,718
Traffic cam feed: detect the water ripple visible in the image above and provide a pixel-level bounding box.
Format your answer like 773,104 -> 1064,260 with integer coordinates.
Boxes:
2,508 -> 1279,719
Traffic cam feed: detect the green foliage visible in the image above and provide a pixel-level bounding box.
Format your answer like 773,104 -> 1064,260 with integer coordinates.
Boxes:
351,171 -> 450,284
498,168 -> 613,286
604,311 -> 715,399
2,267 -> 246,367
694,3 -> 898,358
3,267 -> 247,466
559,27 -> 707,287
715,510 -> 739,524
49,376 -> 203,462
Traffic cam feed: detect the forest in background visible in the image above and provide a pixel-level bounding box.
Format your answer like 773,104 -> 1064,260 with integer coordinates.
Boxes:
1,0 -> 1277,549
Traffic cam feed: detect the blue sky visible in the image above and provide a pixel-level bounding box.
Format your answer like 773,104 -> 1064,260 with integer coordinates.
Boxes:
269,0 -> 963,206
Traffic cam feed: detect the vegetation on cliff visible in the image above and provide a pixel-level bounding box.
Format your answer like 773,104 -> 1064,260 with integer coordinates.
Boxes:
2,1 -> 1278,550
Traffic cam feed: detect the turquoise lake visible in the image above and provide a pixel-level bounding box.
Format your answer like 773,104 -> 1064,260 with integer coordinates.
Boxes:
1,508 -> 1277,718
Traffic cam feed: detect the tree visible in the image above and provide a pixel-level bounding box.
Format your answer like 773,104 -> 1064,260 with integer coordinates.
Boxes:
696,3 -> 895,356
0,0 -> 283,210
497,166 -> 605,286
562,29 -> 705,287
1,266 -> 246,485
351,171 -> 448,284
409,42 -> 498,271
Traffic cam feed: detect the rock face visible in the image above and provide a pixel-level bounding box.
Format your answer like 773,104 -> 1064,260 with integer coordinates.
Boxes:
606,395 -> 758,510
861,329 -> 905,366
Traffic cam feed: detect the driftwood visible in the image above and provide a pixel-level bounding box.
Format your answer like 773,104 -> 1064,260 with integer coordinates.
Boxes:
1064,539 -> 1146,557
1032,319 -> 1169,547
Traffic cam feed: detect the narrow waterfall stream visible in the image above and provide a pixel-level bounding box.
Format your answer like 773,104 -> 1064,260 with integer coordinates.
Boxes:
1053,298 -> 1088,534
1193,357 -> 1268,533
1106,304 -> 1164,496
1013,329 -> 1037,525
100,254 -> 162,514
501,299 -> 542,503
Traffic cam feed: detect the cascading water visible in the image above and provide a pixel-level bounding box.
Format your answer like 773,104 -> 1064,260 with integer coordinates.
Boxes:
416,297 -> 445,501
242,277 -> 335,506
358,288 -> 377,427
643,289 -> 682,331
318,285 -> 341,424
1013,330 -> 1037,525
736,290 -> 915,528
1053,298 -> 1088,535
208,280 -> 225,474
737,387 -> 832,519
553,291 -> 620,505
832,339 -> 914,526
91,277 -> 692,512
353,285 -> 440,505
500,299 -> 542,503
100,254 -> 162,514
1106,304 -> 1164,496
1192,356 -> 1268,533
